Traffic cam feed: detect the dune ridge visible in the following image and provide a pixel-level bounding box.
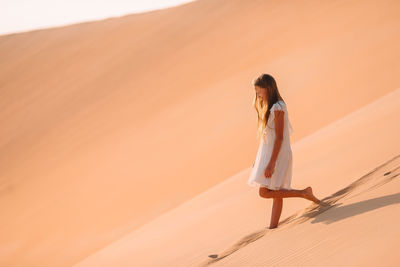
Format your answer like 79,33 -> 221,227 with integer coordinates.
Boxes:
74,88 -> 400,266
201,153 -> 400,266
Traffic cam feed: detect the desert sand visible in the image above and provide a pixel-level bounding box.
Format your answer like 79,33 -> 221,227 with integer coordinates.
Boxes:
0,0 -> 399,266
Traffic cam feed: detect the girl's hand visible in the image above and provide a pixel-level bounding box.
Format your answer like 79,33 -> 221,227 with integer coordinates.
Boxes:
264,162 -> 275,178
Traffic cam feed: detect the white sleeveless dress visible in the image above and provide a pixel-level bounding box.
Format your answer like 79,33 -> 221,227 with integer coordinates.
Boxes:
247,100 -> 294,190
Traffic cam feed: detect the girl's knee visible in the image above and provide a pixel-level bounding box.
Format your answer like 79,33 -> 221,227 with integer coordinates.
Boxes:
259,187 -> 272,198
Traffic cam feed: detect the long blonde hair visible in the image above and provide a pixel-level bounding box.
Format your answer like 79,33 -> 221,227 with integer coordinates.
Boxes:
252,73 -> 285,141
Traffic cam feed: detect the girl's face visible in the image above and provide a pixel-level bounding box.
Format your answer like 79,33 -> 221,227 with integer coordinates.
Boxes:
255,86 -> 267,101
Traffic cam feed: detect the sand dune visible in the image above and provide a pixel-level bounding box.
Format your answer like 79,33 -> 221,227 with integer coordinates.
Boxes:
74,88 -> 400,266
1,0 -> 400,266
205,154 -> 400,267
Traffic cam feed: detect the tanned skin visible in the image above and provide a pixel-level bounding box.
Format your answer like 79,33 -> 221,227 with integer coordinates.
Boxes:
258,102 -> 321,229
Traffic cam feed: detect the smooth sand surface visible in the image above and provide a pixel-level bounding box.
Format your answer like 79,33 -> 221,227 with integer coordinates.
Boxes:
1,0 -> 399,266
74,88 -> 400,267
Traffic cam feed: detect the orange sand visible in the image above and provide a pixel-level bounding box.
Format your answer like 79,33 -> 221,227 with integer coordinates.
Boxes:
0,0 -> 399,266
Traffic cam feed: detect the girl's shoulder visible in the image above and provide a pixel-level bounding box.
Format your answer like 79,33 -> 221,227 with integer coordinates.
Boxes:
270,100 -> 286,111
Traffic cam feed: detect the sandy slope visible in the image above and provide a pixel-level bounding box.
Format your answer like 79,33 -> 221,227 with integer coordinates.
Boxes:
0,0 -> 399,266
74,88 -> 400,266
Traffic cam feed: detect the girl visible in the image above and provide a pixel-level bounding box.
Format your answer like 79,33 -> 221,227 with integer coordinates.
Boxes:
247,73 -> 321,229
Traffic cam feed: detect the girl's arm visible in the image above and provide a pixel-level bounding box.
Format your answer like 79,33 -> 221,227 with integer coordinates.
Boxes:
268,110 -> 285,166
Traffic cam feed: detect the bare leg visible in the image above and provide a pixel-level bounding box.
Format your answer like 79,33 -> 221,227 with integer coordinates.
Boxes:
259,186 -> 321,204
269,198 -> 283,229
259,186 -> 321,229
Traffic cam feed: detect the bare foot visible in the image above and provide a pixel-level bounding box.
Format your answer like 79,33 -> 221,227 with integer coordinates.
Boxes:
303,186 -> 321,204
